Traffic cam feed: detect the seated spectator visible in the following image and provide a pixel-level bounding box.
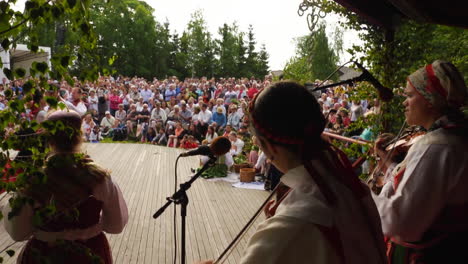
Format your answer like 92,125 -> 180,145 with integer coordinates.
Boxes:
167,122 -> 184,148
89,125 -> 103,143
146,127 -> 157,143
248,136 -> 260,167
180,135 -> 199,149
229,131 -> 244,156
81,113 -> 96,141
221,124 -> 233,137
227,104 -> 241,130
125,120 -> 137,141
211,107 -> 226,129
126,104 -> 138,127
179,103 -> 192,128
100,111 -> 115,137
115,104 -> 127,123
152,128 -> 167,145
167,105 -> 184,128
205,125 -> 218,144
137,104 -> 151,124
186,123 -> 202,143
150,102 -> 167,125
135,97 -> 145,112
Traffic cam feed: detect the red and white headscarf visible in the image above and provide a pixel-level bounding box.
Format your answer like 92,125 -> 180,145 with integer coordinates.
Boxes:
407,60 -> 467,109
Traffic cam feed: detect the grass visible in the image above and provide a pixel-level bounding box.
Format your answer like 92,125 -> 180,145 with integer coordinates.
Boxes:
98,137 -> 142,144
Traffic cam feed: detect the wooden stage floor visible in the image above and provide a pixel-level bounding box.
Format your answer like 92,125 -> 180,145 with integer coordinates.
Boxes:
0,143 -> 269,263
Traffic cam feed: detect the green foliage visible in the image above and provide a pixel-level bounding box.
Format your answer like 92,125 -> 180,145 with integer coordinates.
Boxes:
0,0 -> 105,261
309,1 -> 467,135
233,154 -> 247,164
283,24 -> 340,83
200,164 -> 228,179
310,24 -> 339,80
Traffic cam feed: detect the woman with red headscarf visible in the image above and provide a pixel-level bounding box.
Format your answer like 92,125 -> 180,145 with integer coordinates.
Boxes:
373,60 -> 468,263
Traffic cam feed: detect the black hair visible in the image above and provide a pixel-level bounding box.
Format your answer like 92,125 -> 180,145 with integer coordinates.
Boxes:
250,81 -> 326,154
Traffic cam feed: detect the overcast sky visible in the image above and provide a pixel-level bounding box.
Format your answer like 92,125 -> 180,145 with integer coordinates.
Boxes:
14,0 -> 362,71
148,0 -> 362,70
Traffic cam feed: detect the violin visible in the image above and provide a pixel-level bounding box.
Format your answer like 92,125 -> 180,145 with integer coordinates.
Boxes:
264,183 -> 291,219
382,126 -> 426,153
368,125 -> 426,194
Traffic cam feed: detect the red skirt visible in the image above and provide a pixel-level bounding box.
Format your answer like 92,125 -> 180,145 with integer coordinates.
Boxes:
19,232 -> 112,264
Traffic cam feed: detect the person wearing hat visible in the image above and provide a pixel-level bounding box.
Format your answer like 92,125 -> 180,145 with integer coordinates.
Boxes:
100,111 -> 115,136
211,106 -> 226,130
227,104 -> 241,130
3,110 -> 128,263
373,60 -> 468,263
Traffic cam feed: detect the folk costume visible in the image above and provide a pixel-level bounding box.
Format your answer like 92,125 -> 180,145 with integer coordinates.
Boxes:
373,60 -> 468,263
3,111 -> 128,264
3,158 -> 128,264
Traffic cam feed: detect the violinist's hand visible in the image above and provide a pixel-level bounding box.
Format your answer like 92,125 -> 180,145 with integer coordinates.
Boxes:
193,260 -> 213,264
374,138 -> 391,163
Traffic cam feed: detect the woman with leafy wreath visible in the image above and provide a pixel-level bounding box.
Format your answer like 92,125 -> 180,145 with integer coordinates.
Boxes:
3,110 -> 128,264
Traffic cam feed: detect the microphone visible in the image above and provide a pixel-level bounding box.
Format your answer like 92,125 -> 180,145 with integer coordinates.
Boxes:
179,136 -> 231,158
354,61 -> 394,102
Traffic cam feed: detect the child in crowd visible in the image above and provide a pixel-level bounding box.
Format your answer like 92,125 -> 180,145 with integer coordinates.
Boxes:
89,125 -> 103,143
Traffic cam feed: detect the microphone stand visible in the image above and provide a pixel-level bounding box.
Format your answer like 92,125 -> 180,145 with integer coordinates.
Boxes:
311,73 -> 366,92
153,155 -> 217,264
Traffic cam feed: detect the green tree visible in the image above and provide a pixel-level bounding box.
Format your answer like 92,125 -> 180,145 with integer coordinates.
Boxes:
216,23 -> 239,77
282,24 -> 339,83
309,24 -> 339,80
91,0 -> 159,79
283,56 -> 313,83
153,21 -> 172,78
236,32 -> 247,78
245,25 -> 258,78
168,32 -> 189,79
255,44 -> 270,78
185,10 -> 215,77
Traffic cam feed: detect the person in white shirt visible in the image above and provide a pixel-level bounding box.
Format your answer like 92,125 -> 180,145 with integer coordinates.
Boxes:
100,111 -> 115,136
350,100 -> 364,122
63,87 -> 87,116
150,101 -> 167,124
140,85 -> 153,103
87,89 -> 99,112
89,126 -> 103,142
228,132 -> 244,156
197,103 -> 212,135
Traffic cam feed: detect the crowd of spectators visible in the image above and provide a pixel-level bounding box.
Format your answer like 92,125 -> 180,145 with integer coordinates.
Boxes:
0,75 -> 380,177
